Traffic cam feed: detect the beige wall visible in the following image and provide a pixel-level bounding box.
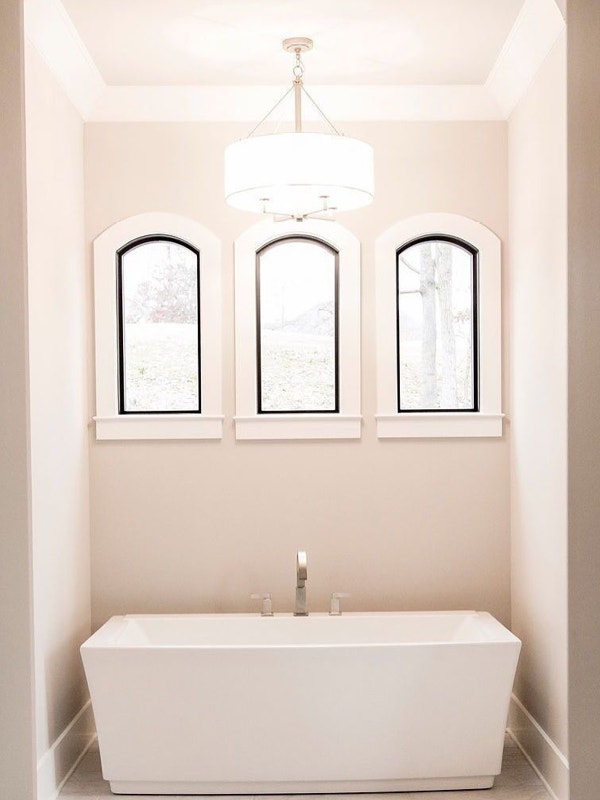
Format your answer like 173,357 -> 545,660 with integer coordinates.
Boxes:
0,2 -> 36,798
567,2 -> 600,798
24,42 -> 92,789
507,33 -> 568,796
86,120 -> 510,629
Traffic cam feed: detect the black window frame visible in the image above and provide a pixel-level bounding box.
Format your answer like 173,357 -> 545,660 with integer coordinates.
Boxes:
116,234 -> 201,415
396,234 -> 479,413
255,234 -> 340,415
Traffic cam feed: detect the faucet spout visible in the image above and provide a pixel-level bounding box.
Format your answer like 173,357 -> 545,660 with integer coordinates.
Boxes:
294,550 -> 308,616
296,550 -> 307,587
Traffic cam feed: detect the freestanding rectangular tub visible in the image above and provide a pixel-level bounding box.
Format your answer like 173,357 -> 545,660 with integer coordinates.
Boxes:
81,611 -> 520,795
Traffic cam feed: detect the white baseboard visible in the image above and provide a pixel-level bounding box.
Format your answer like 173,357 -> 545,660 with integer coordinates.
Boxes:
507,694 -> 569,800
36,700 -> 96,800
36,695 -> 567,800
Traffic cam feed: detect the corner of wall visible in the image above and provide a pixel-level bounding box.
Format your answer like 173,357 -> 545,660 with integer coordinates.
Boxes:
507,24 -> 568,800
25,32 -> 93,800
36,703 -> 96,800
508,695 -> 569,800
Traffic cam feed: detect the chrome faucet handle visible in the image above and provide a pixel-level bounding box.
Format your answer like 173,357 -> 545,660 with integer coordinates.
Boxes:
250,593 -> 274,617
329,592 -> 350,616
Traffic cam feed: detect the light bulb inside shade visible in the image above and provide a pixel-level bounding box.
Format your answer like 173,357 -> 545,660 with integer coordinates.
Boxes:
224,133 -> 374,217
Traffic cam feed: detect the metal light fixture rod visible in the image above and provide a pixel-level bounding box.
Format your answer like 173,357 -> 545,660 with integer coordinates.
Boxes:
294,74 -> 302,132
283,37 -> 312,133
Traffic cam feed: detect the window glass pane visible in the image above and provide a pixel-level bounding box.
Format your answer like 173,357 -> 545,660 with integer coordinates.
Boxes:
119,239 -> 199,412
258,238 -> 337,412
397,239 -> 476,411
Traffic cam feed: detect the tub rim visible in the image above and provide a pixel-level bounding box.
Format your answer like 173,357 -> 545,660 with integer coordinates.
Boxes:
80,610 -> 521,651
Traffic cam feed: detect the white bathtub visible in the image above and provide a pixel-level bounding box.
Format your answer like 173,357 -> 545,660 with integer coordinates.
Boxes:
81,611 -> 520,795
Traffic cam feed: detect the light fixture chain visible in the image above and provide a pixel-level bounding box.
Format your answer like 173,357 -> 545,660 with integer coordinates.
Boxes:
292,50 -> 305,81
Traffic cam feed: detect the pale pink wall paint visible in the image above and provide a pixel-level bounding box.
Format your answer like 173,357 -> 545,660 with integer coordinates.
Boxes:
85,120 -> 510,630
508,30 -> 568,789
25,43 -> 92,763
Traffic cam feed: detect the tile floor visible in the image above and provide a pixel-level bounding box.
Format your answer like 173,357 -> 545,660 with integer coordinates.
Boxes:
59,735 -> 551,800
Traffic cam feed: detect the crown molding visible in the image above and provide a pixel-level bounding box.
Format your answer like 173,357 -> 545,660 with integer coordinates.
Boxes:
24,0 -> 564,123
90,84 -> 502,122
486,0 -> 565,117
24,0 -> 105,118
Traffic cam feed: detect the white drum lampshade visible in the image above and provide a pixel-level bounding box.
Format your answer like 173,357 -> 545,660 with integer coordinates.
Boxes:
225,132 -> 374,218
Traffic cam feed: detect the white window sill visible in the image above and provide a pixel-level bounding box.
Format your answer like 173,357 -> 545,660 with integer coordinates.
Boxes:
94,415 -> 224,441
234,415 -> 362,440
376,413 -> 504,439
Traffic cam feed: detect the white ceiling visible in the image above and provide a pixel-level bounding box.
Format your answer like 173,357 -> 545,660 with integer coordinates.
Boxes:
25,0 -> 565,120
60,0 -> 525,87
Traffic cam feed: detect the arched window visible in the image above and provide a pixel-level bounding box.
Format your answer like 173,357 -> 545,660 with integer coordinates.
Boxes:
234,218 -> 361,439
117,236 -> 200,414
256,236 -> 339,414
396,235 -> 478,412
93,212 -> 222,439
376,213 -> 501,438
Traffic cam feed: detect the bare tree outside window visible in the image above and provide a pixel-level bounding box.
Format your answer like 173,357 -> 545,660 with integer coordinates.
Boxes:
257,237 -> 338,413
119,238 -> 200,412
397,238 -> 477,411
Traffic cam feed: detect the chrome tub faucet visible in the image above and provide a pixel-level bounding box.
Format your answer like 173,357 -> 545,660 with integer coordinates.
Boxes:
294,550 -> 308,616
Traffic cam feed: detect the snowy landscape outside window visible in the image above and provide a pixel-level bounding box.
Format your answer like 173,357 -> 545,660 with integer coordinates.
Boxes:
256,236 -> 339,413
117,236 -> 200,413
396,236 -> 478,412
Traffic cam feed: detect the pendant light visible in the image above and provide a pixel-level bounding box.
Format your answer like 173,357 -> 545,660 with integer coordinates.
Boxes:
224,37 -> 374,221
